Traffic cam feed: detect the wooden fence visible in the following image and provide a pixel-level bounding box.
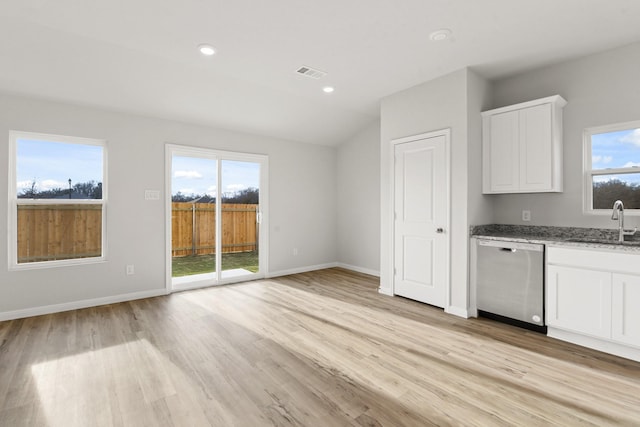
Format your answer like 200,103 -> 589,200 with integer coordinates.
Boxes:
171,202 -> 258,257
16,202 -> 258,263
17,204 -> 103,263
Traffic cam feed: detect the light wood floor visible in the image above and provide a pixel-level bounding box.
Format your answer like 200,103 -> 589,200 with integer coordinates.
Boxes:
1,268 -> 639,426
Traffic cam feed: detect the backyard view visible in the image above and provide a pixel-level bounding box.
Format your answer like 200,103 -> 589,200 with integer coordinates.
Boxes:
172,251 -> 259,277
591,127 -> 640,209
14,136 -> 106,264
170,200 -> 259,278
171,155 -> 261,280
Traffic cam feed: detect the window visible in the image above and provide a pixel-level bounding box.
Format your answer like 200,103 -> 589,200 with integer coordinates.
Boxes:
9,131 -> 106,268
584,121 -> 640,213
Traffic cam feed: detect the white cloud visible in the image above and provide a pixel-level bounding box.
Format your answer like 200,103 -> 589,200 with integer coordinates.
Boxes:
593,155 -> 613,164
40,179 -> 67,191
225,183 -> 247,193
16,180 -> 35,191
15,179 -> 67,194
206,185 -> 217,196
623,161 -> 640,168
621,129 -> 640,146
177,188 -> 196,195
174,170 -> 203,179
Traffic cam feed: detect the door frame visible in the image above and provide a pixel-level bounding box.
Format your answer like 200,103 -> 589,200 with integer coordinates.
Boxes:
387,129 -> 451,308
164,144 -> 269,293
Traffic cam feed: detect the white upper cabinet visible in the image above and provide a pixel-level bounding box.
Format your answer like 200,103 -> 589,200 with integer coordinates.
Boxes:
482,95 -> 567,194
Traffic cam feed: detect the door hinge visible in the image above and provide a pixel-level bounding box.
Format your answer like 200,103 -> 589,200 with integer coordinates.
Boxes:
256,211 -> 263,224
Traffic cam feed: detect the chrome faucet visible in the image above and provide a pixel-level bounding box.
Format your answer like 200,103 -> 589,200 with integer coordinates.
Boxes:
611,200 -> 637,243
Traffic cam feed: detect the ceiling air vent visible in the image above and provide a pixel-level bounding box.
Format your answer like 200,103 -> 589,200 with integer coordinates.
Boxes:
295,66 -> 327,79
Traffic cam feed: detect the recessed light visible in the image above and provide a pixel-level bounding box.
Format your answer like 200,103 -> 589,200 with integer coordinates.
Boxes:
323,86 -> 335,93
429,29 -> 452,42
198,44 -> 216,56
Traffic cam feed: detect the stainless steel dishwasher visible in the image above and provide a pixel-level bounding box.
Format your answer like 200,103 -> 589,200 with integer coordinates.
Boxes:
476,239 -> 545,332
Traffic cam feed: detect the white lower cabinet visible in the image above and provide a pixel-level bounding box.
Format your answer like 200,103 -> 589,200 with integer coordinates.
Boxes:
546,265 -> 611,339
612,273 -> 640,347
546,246 -> 640,361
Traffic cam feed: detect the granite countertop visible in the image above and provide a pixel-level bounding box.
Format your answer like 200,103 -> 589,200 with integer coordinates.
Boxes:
470,224 -> 640,252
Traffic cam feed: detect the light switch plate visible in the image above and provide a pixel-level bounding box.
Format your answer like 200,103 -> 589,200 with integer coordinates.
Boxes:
145,190 -> 160,200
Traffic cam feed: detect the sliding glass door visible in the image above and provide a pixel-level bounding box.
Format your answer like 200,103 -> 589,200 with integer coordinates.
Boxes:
166,145 -> 268,291
219,159 -> 261,280
170,155 -> 218,283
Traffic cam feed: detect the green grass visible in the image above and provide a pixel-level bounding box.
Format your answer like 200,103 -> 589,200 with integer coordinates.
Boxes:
172,251 -> 259,277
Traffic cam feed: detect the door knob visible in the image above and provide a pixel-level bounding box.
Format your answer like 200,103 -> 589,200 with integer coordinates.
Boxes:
436,228 -> 444,233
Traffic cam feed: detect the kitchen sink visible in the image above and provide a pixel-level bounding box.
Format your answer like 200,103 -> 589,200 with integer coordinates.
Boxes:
565,238 -> 640,246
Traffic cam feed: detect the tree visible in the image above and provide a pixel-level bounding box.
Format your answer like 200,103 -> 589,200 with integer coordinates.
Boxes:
73,181 -> 102,198
18,180 -> 102,199
223,187 -> 259,204
21,180 -> 38,198
593,179 -> 640,209
171,188 -> 258,204
171,192 -> 216,203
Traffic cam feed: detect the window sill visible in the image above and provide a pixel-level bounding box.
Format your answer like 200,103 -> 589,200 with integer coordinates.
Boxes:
9,257 -> 107,272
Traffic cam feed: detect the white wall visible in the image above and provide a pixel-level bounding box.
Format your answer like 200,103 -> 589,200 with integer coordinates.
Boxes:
467,69 -> 494,227
12,39 -> 632,319
336,121 -> 381,276
0,93 -> 337,317
380,68 -> 491,316
489,41 -> 640,229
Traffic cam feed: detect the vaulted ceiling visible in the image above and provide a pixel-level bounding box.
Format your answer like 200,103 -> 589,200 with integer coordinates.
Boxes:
2,1 -> 639,145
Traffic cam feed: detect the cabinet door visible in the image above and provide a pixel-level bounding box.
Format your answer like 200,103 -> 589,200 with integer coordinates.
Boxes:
519,103 -> 553,191
487,111 -> 519,192
612,274 -> 640,348
546,265 -> 612,338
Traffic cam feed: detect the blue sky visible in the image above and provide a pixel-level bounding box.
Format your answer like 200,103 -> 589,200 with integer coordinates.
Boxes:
16,138 -> 260,198
16,138 -> 103,193
172,156 -> 259,197
592,127 -> 640,184
592,128 -> 640,169
16,128 -> 638,195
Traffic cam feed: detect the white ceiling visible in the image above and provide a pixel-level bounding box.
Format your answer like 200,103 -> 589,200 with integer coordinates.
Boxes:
1,0 -> 640,146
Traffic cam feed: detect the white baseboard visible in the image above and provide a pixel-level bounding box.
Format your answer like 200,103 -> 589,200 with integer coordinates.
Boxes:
548,327 -> 640,363
445,305 -> 470,318
378,287 -> 393,296
266,262 -> 338,279
0,289 -> 167,322
335,263 -> 380,277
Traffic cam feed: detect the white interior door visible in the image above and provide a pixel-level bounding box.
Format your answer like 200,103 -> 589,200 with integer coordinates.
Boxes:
393,133 -> 449,307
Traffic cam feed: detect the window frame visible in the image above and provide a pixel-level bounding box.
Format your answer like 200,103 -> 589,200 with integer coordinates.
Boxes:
8,130 -> 108,270
583,120 -> 640,216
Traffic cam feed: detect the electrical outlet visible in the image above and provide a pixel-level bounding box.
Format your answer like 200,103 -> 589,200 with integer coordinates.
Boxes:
126,265 -> 135,275
293,248 -> 298,256
522,210 -> 531,222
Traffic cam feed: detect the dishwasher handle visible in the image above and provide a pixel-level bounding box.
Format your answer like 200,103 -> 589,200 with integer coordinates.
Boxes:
477,239 -> 543,252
